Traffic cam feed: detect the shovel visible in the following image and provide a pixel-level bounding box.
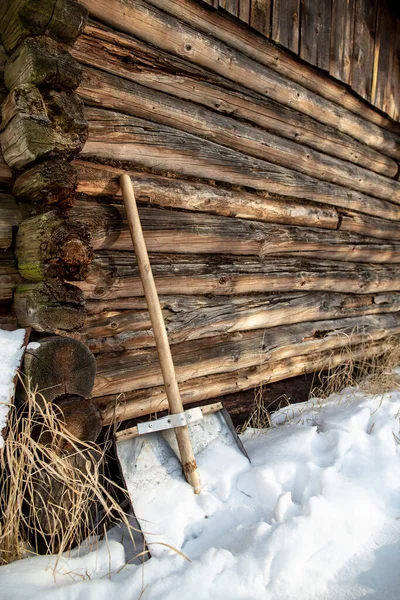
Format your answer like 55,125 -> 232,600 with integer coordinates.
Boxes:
116,175 -> 250,551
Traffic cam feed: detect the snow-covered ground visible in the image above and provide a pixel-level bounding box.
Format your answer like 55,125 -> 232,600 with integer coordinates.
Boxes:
1,384 -> 400,599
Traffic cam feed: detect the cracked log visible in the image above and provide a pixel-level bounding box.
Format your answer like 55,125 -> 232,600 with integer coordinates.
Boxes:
0,192 -> 23,248
13,158 -> 78,207
82,110 -> 400,221
15,211 -> 93,281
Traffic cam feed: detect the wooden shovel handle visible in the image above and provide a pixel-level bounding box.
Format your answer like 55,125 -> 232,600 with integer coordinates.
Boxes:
120,174 -> 201,493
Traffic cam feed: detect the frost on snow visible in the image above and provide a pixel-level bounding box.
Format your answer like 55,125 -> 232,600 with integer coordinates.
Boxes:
0,328 -> 27,449
1,386 -> 400,599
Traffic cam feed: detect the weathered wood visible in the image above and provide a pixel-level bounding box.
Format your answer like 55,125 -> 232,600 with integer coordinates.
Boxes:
339,211 -> 400,242
271,0 -> 299,53
13,158 -> 78,207
80,0 -> 400,142
22,336 -> 96,402
78,291 -> 400,353
15,211 -> 93,281
72,24 -> 397,176
390,19 -> 400,122
0,151 -> 12,188
0,0 -> 88,54
351,0 -> 377,101
91,313 -> 400,398
82,110 -> 400,220
250,0 -> 271,35
0,252 -> 23,303
13,279 -> 86,333
96,337 -> 395,423
372,1 -> 396,114
54,396 -> 102,444
239,0 -> 251,23
300,0 -> 331,70
0,193 -> 23,249
71,201 -> 400,262
0,85 -> 88,169
75,161 -> 339,229
4,36 -> 83,91
330,0 -> 355,84
74,252 -> 400,299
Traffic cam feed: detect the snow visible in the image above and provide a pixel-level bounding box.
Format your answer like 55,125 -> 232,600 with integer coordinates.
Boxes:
1,384 -> 400,599
0,328 -> 27,449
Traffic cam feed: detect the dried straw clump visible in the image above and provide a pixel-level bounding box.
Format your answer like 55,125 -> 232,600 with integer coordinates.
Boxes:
0,380 -> 136,566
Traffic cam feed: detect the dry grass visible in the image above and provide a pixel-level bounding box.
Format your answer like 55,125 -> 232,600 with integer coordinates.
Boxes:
0,378 -> 139,566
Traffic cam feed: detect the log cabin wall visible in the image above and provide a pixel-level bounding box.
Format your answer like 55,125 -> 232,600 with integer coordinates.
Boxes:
199,0 -> 400,122
1,0 -> 400,425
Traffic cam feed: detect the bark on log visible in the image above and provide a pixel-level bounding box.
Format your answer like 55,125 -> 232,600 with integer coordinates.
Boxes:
13,279 -> 86,333
70,201 -> 400,262
1,85 -> 88,169
91,312 -> 400,397
74,251 -> 400,299
96,337 -> 396,424
22,336 -> 96,402
79,291 -> 400,353
134,0 -> 400,135
15,211 -> 93,281
72,22 -> 396,177
0,251 -> 23,303
82,110 -> 400,221
4,36 -> 83,91
78,0 -> 400,157
75,160 -> 339,228
80,68 -> 400,203
0,193 -> 23,249
13,158 -> 78,207
0,0 -> 88,54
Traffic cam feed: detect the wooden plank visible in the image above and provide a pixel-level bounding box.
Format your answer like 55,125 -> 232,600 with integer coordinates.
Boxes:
223,0 -> 239,18
351,0 -> 378,101
239,0 -> 251,23
249,0 -> 271,35
330,0 -> 355,84
300,0 -> 332,71
72,23 -> 397,176
371,0 -> 395,112
389,18 -> 400,121
271,0 -> 300,53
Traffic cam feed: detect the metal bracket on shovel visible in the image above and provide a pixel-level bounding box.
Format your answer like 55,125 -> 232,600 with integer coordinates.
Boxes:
137,407 -> 203,435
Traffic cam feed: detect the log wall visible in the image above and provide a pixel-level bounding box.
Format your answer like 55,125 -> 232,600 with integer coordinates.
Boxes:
1,0 -> 400,424
198,0 -> 400,122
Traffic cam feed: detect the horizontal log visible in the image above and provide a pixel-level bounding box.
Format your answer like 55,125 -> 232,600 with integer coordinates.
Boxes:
70,201 -> 400,262
0,193 -> 23,248
83,109 -> 400,221
79,0 -> 400,158
74,160 -> 339,228
140,0 -> 400,135
13,158 -> 78,207
78,291 -> 400,353
91,313 -> 400,397
72,22 -> 396,177
0,251 -> 23,303
96,337 -> 396,423
0,150 -> 12,188
339,211 -> 400,242
73,252 -> 400,299
80,67 -> 400,203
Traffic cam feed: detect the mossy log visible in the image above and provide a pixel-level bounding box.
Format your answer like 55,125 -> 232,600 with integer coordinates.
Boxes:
13,279 -> 86,333
1,85 -> 88,169
80,68 -> 400,202
96,337 -> 396,424
79,0 -> 400,158
22,336 -> 96,402
82,109 -> 400,221
13,158 -> 77,207
4,36 -> 82,91
0,0 -> 88,54
74,252 -> 400,300
91,312 -> 400,398
15,211 -> 93,281
72,22 -> 396,177
71,201 -> 400,261
79,291 -> 400,353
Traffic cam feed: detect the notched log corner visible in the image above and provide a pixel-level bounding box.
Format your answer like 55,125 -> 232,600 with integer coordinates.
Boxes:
16,211 -> 93,281
13,279 -> 86,333
13,158 -> 78,207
